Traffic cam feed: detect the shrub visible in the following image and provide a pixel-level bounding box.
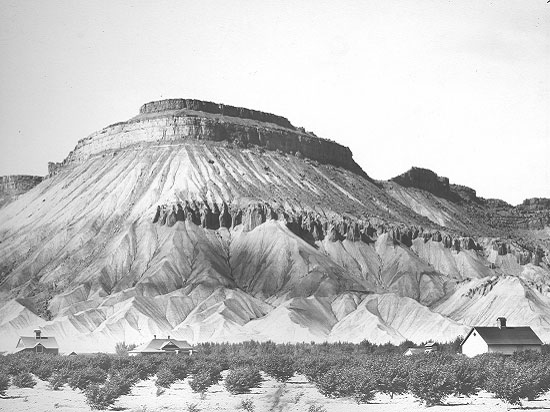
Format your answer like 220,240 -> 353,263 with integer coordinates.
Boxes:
224,367 -> 262,394
68,367 -> 108,390
315,365 -> 376,403
351,369 -> 376,404
12,372 -> 36,388
110,367 -> 140,396
227,355 -> 256,370
4,358 -> 26,376
261,355 -> 295,382
408,362 -> 454,406
315,367 -> 350,398
307,405 -> 327,412
372,358 -> 409,399
189,368 -> 221,394
451,359 -> 480,397
296,356 -> 331,382
485,363 -> 527,405
484,358 -> 550,405
34,364 -> 54,380
471,353 -> 504,389
133,356 -> 161,380
169,357 -> 190,380
237,398 -> 255,412
84,383 -> 119,410
48,370 -> 68,390
0,375 -> 10,396
89,354 -> 113,372
84,372 -> 138,411
108,356 -> 131,373
156,367 -> 177,389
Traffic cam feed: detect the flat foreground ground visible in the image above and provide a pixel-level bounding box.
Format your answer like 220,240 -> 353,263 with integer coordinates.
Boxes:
1,373 -> 550,412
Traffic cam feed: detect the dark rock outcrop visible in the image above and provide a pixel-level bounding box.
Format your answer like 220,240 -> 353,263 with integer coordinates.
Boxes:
391,167 -> 480,204
0,175 -> 43,207
450,184 -> 478,202
391,167 -> 452,198
140,98 -> 294,129
48,162 -> 63,177
522,198 -> 550,210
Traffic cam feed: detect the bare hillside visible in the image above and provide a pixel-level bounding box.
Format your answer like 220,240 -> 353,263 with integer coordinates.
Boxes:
0,99 -> 548,352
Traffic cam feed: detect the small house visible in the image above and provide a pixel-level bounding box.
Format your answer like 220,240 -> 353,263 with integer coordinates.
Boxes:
424,342 -> 438,353
15,329 -> 59,355
129,335 -> 193,356
403,342 -> 439,356
461,317 -> 543,357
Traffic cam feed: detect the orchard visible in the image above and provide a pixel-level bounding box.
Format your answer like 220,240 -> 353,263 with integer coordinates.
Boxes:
1,340 -> 550,409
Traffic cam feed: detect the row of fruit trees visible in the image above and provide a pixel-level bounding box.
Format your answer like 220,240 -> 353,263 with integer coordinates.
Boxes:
0,341 -> 549,409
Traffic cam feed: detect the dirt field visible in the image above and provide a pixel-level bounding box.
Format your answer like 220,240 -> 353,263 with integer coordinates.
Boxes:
1,373 -> 549,412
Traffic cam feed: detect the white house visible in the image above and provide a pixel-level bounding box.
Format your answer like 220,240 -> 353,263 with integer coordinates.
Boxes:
461,317 -> 543,357
403,342 -> 439,356
15,329 -> 59,355
129,335 -> 193,356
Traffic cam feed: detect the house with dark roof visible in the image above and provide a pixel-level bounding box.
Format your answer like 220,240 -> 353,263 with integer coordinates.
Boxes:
129,335 -> 193,356
461,317 -> 543,357
15,329 -> 59,355
403,342 -> 440,356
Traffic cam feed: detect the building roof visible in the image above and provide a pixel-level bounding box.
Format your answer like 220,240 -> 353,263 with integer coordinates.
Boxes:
129,338 -> 193,353
15,336 -> 59,352
403,348 -> 425,355
462,326 -> 543,346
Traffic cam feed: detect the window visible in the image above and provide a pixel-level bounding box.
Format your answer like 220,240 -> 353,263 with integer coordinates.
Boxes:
36,344 -> 43,353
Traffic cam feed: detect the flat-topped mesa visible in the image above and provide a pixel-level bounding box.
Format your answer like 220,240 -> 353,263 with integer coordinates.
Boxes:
59,99 -> 367,178
139,98 -> 294,129
391,167 -> 480,203
391,167 -> 451,197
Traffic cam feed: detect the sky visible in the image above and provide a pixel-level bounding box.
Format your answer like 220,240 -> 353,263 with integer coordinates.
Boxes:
0,0 -> 548,205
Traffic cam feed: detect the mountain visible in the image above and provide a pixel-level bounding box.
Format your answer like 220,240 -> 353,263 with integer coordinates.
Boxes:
0,98 -> 548,353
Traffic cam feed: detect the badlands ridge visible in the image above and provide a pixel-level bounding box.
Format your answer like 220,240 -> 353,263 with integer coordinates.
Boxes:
0,99 -> 548,352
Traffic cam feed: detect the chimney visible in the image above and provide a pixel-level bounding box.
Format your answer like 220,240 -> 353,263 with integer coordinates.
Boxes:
497,317 -> 507,329
153,334 -> 156,339
34,329 -> 41,339
167,335 -> 170,339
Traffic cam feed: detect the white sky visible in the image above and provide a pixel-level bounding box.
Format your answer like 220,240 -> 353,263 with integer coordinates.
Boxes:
0,0 -> 548,205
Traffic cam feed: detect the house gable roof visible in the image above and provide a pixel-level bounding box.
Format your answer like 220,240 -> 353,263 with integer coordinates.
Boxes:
16,336 -> 59,351
461,326 -> 543,346
130,338 -> 193,353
